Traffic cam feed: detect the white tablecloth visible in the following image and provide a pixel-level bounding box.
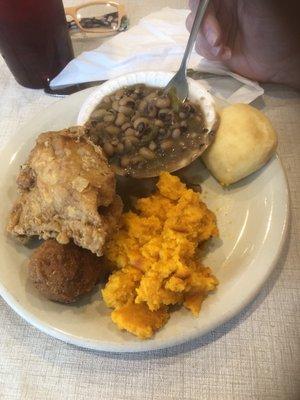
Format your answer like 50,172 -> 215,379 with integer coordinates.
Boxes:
0,1 -> 299,399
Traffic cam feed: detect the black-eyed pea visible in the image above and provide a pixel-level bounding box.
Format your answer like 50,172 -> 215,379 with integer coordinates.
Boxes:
179,141 -> 187,149
116,143 -> 124,153
131,112 -> 141,123
159,129 -> 171,139
112,101 -> 119,111
134,84 -> 144,94
172,128 -> 181,139
102,96 -> 111,104
149,141 -> 157,151
121,122 -> 132,132
90,109 -> 107,121
145,92 -> 156,102
119,105 -> 133,116
130,155 -> 143,165
129,136 -> 139,145
158,108 -> 172,120
154,119 -> 164,128
106,125 -> 120,135
125,128 -> 137,137
120,155 -> 130,168
124,139 -> 133,151
155,96 -> 171,109
180,121 -> 188,132
115,112 -> 127,127
115,89 -> 125,100
147,100 -> 157,118
138,99 -> 148,114
103,112 -> 116,123
134,130 -> 142,138
103,142 -> 114,156
139,147 -> 155,160
110,138 -> 119,146
119,96 -> 135,107
160,140 -> 173,151
133,117 -> 149,132
95,121 -> 105,130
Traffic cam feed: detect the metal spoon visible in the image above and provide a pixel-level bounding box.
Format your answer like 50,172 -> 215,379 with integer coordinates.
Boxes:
164,0 -> 211,101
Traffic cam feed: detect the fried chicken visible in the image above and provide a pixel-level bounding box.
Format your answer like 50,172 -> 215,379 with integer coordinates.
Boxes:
7,127 -> 122,256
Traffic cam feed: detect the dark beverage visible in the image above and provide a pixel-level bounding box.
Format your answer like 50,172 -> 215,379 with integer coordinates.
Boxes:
0,0 -> 74,89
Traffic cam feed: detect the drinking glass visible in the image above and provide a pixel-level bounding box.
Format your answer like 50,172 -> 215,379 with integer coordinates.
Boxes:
0,0 -> 74,89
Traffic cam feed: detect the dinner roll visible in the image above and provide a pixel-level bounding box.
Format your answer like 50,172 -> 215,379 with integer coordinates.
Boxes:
202,104 -> 278,186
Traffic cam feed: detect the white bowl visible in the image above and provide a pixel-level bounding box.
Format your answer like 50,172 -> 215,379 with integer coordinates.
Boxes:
77,71 -> 218,178
77,71 -> 217,129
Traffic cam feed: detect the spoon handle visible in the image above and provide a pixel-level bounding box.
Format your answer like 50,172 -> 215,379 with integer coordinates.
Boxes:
179,0 -> 210,74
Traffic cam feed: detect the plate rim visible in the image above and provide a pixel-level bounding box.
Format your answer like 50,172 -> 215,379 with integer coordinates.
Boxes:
0,89 -> 290,353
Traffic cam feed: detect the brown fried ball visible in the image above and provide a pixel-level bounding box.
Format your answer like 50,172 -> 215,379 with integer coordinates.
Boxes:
28,239 -> 109,303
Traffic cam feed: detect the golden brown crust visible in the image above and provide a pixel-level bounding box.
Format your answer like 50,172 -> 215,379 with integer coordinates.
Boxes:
28,239 -> 106,303
7,127 -> 121,256
202,104 -> 278,186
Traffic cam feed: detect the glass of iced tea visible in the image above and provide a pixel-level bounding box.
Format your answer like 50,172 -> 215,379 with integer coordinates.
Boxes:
0,0 -> 74,89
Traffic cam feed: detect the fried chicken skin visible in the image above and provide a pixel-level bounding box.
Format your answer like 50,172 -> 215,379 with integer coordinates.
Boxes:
7,127 -> 122,256
28,239 -> 109,303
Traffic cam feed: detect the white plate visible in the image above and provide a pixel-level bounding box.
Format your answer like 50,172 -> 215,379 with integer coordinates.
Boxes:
0,87 -> 289,353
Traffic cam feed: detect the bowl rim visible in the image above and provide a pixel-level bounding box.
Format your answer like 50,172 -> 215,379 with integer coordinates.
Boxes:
77,70 -> 219,178
77,70 -> 217,125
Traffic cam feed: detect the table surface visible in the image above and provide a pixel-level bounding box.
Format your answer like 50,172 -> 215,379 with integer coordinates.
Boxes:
0,1 -> 299,399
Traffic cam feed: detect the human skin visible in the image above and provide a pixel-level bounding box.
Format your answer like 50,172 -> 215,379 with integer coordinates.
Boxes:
187,0 -> 300,88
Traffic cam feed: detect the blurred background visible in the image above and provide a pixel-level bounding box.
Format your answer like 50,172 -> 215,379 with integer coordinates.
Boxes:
64,0 -> 188,55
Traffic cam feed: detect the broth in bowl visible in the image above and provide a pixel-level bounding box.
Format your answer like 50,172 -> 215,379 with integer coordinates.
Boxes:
85,84 -> 216,178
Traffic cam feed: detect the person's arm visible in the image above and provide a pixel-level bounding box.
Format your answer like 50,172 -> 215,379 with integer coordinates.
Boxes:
187,0 -> 300,89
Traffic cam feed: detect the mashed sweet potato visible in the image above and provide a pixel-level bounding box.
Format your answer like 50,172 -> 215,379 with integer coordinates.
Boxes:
102,172 -> 219,339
